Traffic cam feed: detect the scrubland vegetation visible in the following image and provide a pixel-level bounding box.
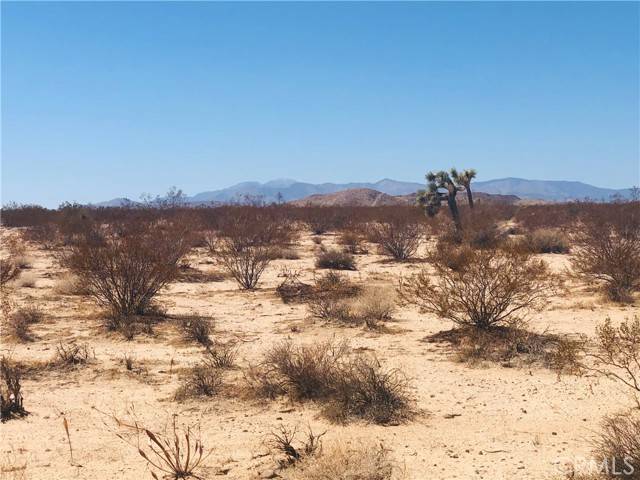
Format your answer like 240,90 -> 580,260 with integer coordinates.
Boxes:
1,190 -> 639,479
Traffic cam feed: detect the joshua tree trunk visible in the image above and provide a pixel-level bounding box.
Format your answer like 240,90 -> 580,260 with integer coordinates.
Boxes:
466,186 -> 474,209
447,191 -> 462,233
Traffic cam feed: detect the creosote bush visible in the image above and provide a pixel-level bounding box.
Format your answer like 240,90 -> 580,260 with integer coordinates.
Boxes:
370,218 -> 423,260
400,248 -> 556,330
315,249 -> 356,270
62,220 -> 190,322
593,410 -> 640,480
571,203 -> 640,302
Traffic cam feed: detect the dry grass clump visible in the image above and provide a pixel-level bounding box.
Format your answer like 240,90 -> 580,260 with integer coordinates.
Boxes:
338,231 -> 368,255
53,272 -> 89,295
246,339 -> 413,425
13,271 -> 36,288
5,306 -> 44,342
348,286 -> 397,329
282,441 -> 398,480
55,342 -> 90,367
592,410 -> 640,479
513,228 -> 570,254
268,425 -> 325,468
400,248 -> 556,330
178,315 -> 214,347
315,249 -> 357,270
306,272 -> 361,322
571,204 -> 640,303
1,357 -> 26,422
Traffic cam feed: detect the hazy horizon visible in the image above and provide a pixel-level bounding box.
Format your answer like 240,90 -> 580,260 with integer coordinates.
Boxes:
2,1 -> 639,207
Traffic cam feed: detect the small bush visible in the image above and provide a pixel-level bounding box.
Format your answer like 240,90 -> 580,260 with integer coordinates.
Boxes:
268,425 -> 325,468
348,286 -> 397,329
370,219 -> 423,260
0,357 -> 26,422
268,246 -> 300,260
315,249 -> 356,270
276,269 -> 314,304
14,272 -> 36,288
53,273 -> 88,295
0,258 -> 20,289
338,231 -> 368,255
400,248 -> 556,329
179,316 -> 213,347
307,272 -> 360,321
176,362 -> 224,399
593,410 -> 639,479
327,356 -> 412,425
428,241 -> 476,272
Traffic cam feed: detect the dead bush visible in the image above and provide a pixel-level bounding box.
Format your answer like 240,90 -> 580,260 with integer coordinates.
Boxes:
55,342 -> 90,366
61,220 -> 190,318
593,410 -> 640,479
268,425 -> 325,468
571,203 -> 640,302
400,248 -> 556,330
178,316 -> 213,347
283,441 -> 397,480
326,356 -> 412,425
315,249 -> 356,270
0,357 -> 26,422
0,258 -> 20,290
370,219 -> 423,260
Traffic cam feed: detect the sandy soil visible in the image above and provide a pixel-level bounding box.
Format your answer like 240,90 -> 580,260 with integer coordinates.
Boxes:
1,230 -> 637,480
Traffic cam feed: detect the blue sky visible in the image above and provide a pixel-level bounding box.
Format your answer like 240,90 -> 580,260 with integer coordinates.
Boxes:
2,1 -> 638,207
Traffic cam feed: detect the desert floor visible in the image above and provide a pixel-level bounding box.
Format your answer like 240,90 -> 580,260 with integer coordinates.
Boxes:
1,230 -> 637,480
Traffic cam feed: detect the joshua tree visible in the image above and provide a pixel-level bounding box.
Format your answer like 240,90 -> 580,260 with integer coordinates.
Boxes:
451,168 -> 477,209
417,170 -> 463,231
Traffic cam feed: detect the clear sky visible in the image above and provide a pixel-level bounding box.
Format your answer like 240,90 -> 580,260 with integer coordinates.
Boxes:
2,1 -> 639,207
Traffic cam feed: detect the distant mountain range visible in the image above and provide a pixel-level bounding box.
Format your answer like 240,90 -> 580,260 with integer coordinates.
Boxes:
95,177 -> 634,207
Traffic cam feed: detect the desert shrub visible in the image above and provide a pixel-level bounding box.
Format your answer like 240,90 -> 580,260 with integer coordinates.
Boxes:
593,410 -> 640,479
276,269 -> 314,304
428,241 -> 476,272
514,229 -> 570,254
5,307 -> 44,342
338,231 -> 368,255
315,249 -> 356,270
370,218 -> 423,260
247,340 -> 413,425
55,342 -> 90,366
0,357 -> 26,422
204,341 -> 237,369
250,339 -> 349,401
178,316 -> 213,347
425,325 -> 583,372
267,246 -> 300,260
586,317 -> 640,407
283,441 -> 397,480
61,220 -> 190,319
175,362 -> 224,399
327,356 -> 412,425
348,286 -> 396,329
53,272 -> 89,295
399,248 -> 556,329
571,204 -> 640,302
23,223 -> 60,250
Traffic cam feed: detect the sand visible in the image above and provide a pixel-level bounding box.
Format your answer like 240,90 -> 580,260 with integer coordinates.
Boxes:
1,230 -> 637,480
